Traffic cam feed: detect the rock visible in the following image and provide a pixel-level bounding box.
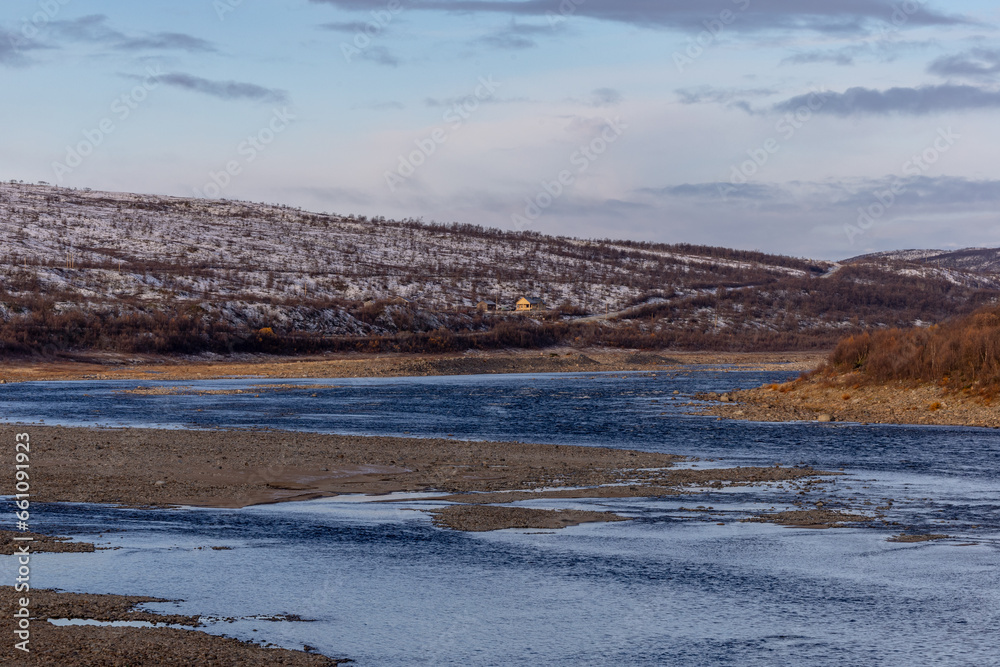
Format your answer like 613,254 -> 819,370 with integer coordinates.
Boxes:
720,394 -> 732,403
154,480 -> 166,486
817,414 -> 833,422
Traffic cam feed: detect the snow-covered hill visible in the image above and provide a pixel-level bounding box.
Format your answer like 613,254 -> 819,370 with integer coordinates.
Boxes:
849,247 -> 1000,276
2,180 -> 999,354
0,181 -> 825,312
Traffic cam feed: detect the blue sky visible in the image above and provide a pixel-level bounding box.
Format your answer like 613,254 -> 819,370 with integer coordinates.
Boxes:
2,0 -> 1000,259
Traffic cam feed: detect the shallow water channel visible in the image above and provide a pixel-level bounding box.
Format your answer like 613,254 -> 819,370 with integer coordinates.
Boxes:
5,370 -> 1000,665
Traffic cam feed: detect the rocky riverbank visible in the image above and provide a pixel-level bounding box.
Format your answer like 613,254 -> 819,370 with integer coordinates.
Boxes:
0,588 -> 345,666
696,375 -> 1000,428
0,530 -> 95,554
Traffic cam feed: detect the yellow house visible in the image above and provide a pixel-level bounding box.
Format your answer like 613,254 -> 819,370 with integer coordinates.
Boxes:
515,297 -> 544,312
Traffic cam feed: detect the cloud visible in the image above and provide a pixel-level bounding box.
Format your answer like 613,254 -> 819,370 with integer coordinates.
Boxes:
676,86 -> 776,113
928,48 -> 1000,80
343,169 -> 1000,258
0,28 -> 45,66
773,84 -> 1000,115
562,88 -> 625,108
473,21 -> 559,50
646,182 -> 786,201
782,38 -> 935,68
626,176 -> 1000,256
589,87 -> 623,107
839,175 -> 1000,208
159,73 -> 288,103
116,32 -> 216,53
677,86 -> 776,105
318,20 -> 400,64
358,45 -> 400,66
309,0 -> 966,34
50,14 -> 123,42
319,21 -> 377,33
782,49 -> 858,66
642,176 -> 1000,210
49,15 -> 215,53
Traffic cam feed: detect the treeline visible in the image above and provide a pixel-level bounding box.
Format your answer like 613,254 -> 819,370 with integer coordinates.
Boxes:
621,264 -> 998,332
827,305 -> 1000,394
0,306 -> 246,356
0,299 -> 840,358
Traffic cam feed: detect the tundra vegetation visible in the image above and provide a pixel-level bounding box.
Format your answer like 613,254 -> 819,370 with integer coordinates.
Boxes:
824,305 -> 1000,397
2,181 -> 999,357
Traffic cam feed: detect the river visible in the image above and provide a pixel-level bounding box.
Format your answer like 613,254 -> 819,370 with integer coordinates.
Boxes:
5,370 -> 999,665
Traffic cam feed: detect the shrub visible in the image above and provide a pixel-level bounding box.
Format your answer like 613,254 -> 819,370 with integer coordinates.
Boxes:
826,305 -> 1000,395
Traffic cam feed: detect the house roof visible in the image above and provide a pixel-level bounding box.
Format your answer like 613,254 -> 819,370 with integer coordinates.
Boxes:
517,297 -> 542,304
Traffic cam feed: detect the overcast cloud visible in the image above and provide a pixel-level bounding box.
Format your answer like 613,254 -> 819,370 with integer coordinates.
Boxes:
2,0 -> 997,260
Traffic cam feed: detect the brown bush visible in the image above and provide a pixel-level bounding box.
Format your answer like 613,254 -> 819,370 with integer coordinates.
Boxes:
827,305 -> 1000,394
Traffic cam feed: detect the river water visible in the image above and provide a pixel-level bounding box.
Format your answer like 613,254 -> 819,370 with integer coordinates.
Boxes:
4,370 -> 999,666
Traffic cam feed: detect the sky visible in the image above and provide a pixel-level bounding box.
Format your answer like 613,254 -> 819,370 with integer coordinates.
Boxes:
2,0 -> 999,260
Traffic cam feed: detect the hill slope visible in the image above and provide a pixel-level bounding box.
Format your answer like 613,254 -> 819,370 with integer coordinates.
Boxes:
2,181 -> 999,355
849,247 -> 1000,275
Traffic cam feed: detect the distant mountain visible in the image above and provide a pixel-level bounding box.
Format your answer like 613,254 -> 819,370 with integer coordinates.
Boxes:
2,181 -> 999,356
848,247 -> 1000,275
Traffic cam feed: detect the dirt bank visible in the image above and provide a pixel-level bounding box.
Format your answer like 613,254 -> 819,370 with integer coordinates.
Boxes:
0,530 -> 95,554
697,376 -> 1000,428
0,588 -> 345,666
743,509 -> 874,529
0,425 -> 679,508
887,533 -> 949,543
0,425 -> 836,509
429,506 -> 629,532
430,465 -> 834,505
0,349 -> 826,383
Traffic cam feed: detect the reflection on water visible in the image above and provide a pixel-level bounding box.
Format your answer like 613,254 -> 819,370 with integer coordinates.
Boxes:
6,370 -> 1000,665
